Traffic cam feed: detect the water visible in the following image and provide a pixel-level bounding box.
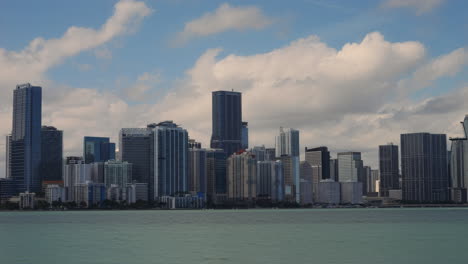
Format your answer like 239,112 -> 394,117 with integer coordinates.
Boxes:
0,208 -> 467,264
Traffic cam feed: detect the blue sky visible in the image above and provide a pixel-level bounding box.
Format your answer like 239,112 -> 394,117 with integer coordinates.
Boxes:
0,0 -> 467,175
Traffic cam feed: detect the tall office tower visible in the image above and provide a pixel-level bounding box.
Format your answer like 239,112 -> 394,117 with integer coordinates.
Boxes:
188,139 -> 202,149
150,121 -> 189,200
90,162 -> 105,184
251,146 -> 267,161
63,157 -> 92,201
120,128 -> 152,184
5,135 -> 11,179
40,126 -> 63,182
104,160 -> 132,188
449,115 -> 468,203
265,148 -> 276,161
305,147 -> 330,180
241,122 -> 249,150
379,144 -> 400,197
362,166 -> 371,195
227,152 -> 257,201
401,133 -> 449,202
206,149 -> 227,203
317,179 -> 341,204
279,155 -> 300,203
275,127 -> 300,157
210,90 -> 242,157
257,160 -> 284,202
83,137 -> 116,164
337,152 -> 363,183
330,159 -> 338,182
369,169 -> 380,194
299,161 -> 313,204
188,148 -> 207,197
10,84 -> 42,194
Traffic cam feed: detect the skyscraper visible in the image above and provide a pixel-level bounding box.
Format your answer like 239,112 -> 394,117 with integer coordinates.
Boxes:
299,161 -> 313,204
251,146 -> 267,161
83,137 -> 115,164
276,127 -> 300,203
257,160 -> 284,202
379,144 -> 399,197
275,127 -> 300,157
10,83 -> 42,193
188,148 -> 207,197
5,135 -> 11,179
227,151 -> 257,201
401,133 -> 449,202
211,91 -> 242,157
40,126 -> 63,182
119,128 -> 152,184
150,121 -> 189,200
330,158 -> 338,182
305,146 -> 330,180
337,152 -> 363,183
241,121 -> 249,150
103,160 -> 132,188
449,115 -> 468,203
206,149 -> 227,203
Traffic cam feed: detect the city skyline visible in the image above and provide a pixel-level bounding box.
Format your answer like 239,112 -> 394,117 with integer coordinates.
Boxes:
1,0 -> 468,177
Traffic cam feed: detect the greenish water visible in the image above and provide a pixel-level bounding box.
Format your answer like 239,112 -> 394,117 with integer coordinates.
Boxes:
0,208 -> 467,264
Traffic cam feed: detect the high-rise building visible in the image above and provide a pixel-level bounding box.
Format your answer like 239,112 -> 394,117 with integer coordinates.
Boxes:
241,121 -> 249,150
279,155 -> 300,203
265,148 -> 276,161
119,128 -> 152,184
305,147 -> 330,180
227,151 -> 257,200
300,161 -> 313,204
251,146 -> 267,161
379,144 -> 399,197
330,158 -> 338,182
337,152 -> 363,183
104,160 -> 132,188
369,169 -> 380,194
63,158 -> 93,201
83,136 -> 115,164
210,91 -> 242,157
5,135 -> 11,179
275,127 -> 300,157
188,139 -> 202,149
362,166 -> 371,195
340,182 -> 363,204
401,133 -> 449,202
10,83 -> 42,194
206,149 -> 227,203
150,121 -> 189,200
257,160 -> 284,202
317,179 -> 340,204
449,115 -> 468,203
188,148 -> 207,197
40,126 -> 63,182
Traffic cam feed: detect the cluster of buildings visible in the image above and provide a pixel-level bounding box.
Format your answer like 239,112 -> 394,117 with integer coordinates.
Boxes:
1,84 -> 467,209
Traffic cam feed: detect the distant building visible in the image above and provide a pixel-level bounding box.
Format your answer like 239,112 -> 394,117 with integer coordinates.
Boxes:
119,128 -> 152,185
265,148 -> 276,161
126,183 -> 148,203
337,152 -> 363,184
305,147 -> 330,180
40,126 -> 63,182
401,133 -> 449,202
279,155 -> 300,203
379,144 -> 400,197
19,192 -> 36,209
104,160 -> 132,188
73,182 -> 106,207
251,146 -> 267,162
362,166 -> 371,195
449,115 -> 468,203
188,139 -> 202,149
241,122 -> 249,150
369,170 -> 380,194
188,148 -> 207,198
317,179 -> 340,204
10,84 -> 42,194
210,91 -> 243,156
83,136 -> 116,164
150,121 -> 189,200
340,182 -> 363,204
257,160 -> 284,202
63,158 -> 92,201
45,185 -> 66,204
206,149 -> 227,203
0,178 -> 17,200
330,159 -> 338,182
275,127 -> 300,157
227,152 -> 257,201
158,195 -> 205,209
5,135 -> 11,179
299,161 -> 313,204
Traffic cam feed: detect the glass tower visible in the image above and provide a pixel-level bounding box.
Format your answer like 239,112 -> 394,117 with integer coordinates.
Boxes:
41,126 -> 63,181
83,137 -> 116,164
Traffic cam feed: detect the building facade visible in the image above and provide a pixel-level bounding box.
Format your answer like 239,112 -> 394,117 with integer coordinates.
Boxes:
305,147 -> 331,180
119,128 -> 152,185
83,136 -> 116,164
188,148 -> 207,198
227,152 -> 257,201
206,149 -> 227,203
40,126 -> 63,182
379,144 -> 400,197
104,160 -> 132,188
257,160 -> 284,202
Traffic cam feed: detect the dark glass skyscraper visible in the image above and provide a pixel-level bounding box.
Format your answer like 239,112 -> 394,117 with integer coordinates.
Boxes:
83,137 -> 115,164
210,91 -> 242,157
119,128 -> 152,185
379,144 -> 399,197
40,126 -> 63,181
206,149 -> 227,204
10,83 -> 42,193
305,146 -> 331,180
401,133 -> 449,202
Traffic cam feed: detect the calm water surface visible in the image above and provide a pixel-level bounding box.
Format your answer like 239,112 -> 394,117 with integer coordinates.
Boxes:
0,208 -> 467,264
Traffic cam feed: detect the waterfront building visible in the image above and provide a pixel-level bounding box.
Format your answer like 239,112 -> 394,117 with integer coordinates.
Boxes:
73,182 -> 106,208
188,148 -> 207,198
242,121 -> 249,150
158,195 -> 205,209
265,148 -> 276,161
0,178 -> 17,200
317,179 -> 341,204
330,159 -> 339,182
305,147 -> 330,180
104,160 -> 132,188
449,115 -> 468,203
19,192 -> 36,209
279,155 -> 300,203
300,161 -> 313,204
401,133 -> 449,202
5,135 -> 11,179
257,160 -> 284,202
379,144 -> 400,197
83,136 -> 115,164
63,158 -> 93,201
340,182 -> 363,204
210,90 -> 243,157
126,183 -> 149,203
275,127 -> 300,157
337,152 -> 363,183
206,149 -> 227,203
150,121 -> 189,200
10,83 -> 42,194
251,146 -> 267,162
227,152 -> 257,201
369,170 -> 380,194
119,128 -> 152,185
362,166 -> 371,195
40,126 -> 63,182
45,184 -> 66,204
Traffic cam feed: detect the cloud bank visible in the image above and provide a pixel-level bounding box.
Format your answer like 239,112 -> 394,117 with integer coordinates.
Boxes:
381,0 -> 446,15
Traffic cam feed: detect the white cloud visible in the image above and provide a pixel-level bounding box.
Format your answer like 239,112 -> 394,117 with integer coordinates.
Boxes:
123,71 -> 162,101
175,3 -> 272,44
381,0 -> 446,15
94,47 -> 113,59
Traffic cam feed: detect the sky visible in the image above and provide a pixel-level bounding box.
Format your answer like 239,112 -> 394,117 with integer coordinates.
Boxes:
0,0 -> 467,177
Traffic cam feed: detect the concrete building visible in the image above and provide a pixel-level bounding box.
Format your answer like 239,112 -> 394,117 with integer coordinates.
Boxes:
305,147 -> 330,180
330,159 -> 338,182
45,184 -> 66,204
449,115 -> 468,203
317,179 -> 341,204
19,192 -> 36,209
340,182 -> 363,204
401,133 -> 449,202
369,170 -> 380,194
379,144 -> 400,197
275,127 -> 300,157
362,166 -> 371,195
5,135 -> 11,179
265,148 -> 276,161
300,161 -> 313,204
257,160 -> 284,202
158,195 -> 205,209
104,160 -> 132,188
206,149 -> 227,203
188,148 -> 207,198
10,83 -> 42,194
251,146 -> 267,162
126,183 -> 149,203
119,128 -> 152,185
227,152 -> 257,201
73,182 -> 106,208
63,158 -> 93,201
337,152 -> 364,183
210,91 -> 243,157
279,155 -> 300,203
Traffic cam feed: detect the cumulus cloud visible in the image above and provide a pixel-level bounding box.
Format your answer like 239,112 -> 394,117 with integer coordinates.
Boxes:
175,3 -> 272,44
381,0 -> 446,15
123,71 -> 163,101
